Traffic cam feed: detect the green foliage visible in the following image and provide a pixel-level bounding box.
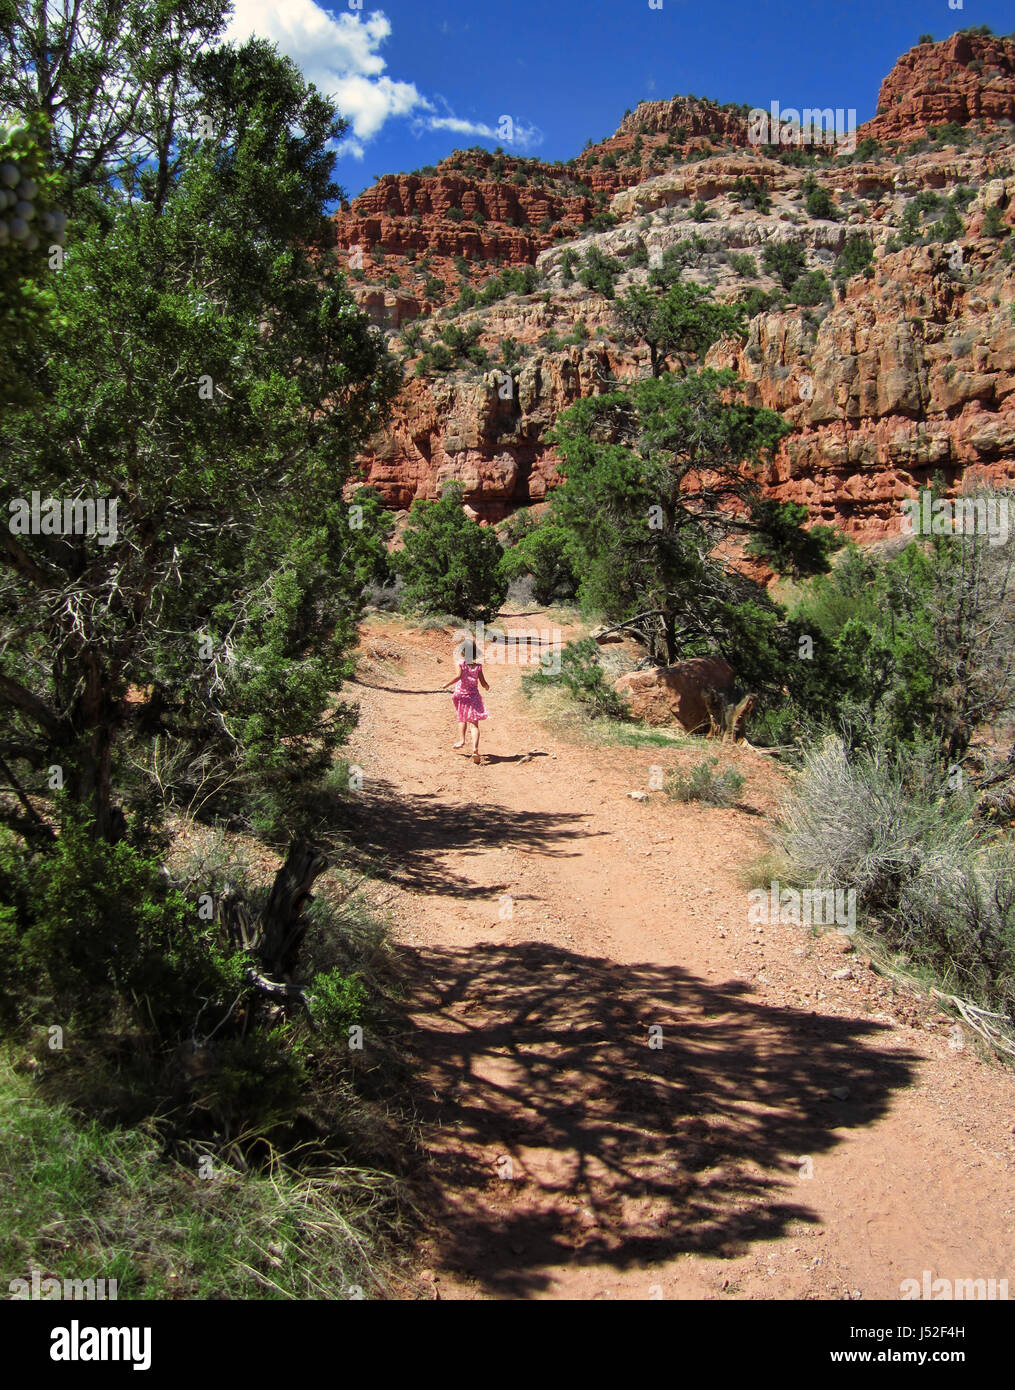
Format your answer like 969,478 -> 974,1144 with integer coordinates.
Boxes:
476,264 -> 540,305
982,204 -> 1007,238
691,199 -> 712,220
746,500 -> 844,577
528,638 -> 628,719
726,251 -> 758,278
787,512 -> 1015,757
927,121 -> 969,149
579,245 -> 623,297
738,286 -> 782,318
648,235 -> 712,286
788,269 -> 832,305
547,369 -> 795,665
851,136 -> 883,161
761,239 -> 807,290
587,211 -> 619,233
834,232 -> 875,281
394,483 -> 507,621
0,820 -> 243,1035
499,513 -> 580,604
731,176 -> 771,213
804,185 -> 837,220
308,968 -> 368,1036
665,759 -> 745,806
446,206 -> 465,222
615,280 -> 745,376
901,191 -> 964,245
0,117 -> 66,406
1,25 -> 401,843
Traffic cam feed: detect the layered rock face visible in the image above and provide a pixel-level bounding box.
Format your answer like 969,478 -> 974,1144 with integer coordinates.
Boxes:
862,32 -> 1015,142
344,34 -> 1015,540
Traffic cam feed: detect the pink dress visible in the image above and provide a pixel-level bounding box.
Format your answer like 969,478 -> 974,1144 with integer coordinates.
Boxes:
452,662 -> 487,722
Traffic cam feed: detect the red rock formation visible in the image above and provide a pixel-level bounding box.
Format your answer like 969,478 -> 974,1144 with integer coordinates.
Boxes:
861,32 -> 1015,143
343,35 -> 1015,541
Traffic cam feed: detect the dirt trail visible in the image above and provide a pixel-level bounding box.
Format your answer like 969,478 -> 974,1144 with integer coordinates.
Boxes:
346,615 -> 1015,1301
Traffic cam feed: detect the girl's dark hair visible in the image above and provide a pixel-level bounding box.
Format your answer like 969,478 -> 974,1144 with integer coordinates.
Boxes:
459,638 -> 477,663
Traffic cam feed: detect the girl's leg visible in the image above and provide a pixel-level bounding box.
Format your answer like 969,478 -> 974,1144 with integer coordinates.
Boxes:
471,720 -> 481,753
453,720 -> 466,749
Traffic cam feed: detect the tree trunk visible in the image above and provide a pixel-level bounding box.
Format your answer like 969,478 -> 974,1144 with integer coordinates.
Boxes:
219,841 -> 328,1019
663,610 -> 677,665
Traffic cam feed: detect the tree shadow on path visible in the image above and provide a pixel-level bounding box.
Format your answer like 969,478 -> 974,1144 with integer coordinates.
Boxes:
336,780 -> 597,894
399,939 -> 919,1298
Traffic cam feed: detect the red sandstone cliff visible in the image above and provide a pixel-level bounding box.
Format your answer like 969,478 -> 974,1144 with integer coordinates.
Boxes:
340,33 -> 1015,541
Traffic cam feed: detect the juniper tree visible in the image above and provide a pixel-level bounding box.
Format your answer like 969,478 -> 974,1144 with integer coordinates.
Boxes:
0,4 -> 400,846
546,368 -> 823,670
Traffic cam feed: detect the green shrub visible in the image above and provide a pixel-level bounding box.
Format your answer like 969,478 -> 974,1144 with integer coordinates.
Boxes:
788,269 -> 832,305
731,176 -> 771,213
982,204 -> 1008,238
526,637 -> 628,719
775,736 -> 1015,1024
0,820 -> 243,1036
804,186 -> 837,220
308,968 -> 368,1036
394,483 -> 507,621
665,759 -> 745,807
761,239 -> 807,290
587,211 -> 618,233
499,514 -> 580,604
579,245 -> 623,298
834,232 -> 875,280
738,286 -> 782,318
727,251 -> 758,278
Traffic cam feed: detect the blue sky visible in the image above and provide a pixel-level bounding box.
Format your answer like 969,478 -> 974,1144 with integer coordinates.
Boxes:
226,0 -> 1015,198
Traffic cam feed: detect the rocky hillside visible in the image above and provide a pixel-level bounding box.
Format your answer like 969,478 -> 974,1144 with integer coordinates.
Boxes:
335,31 -> 1015,539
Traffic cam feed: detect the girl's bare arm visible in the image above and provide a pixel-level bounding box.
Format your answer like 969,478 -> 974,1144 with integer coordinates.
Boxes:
478,665 -> 490,690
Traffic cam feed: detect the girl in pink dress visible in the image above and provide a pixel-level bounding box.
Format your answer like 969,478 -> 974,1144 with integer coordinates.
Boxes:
441,637 -> 490,763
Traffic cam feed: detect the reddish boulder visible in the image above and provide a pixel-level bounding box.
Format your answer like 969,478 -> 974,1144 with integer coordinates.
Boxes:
613,658 -> 735,731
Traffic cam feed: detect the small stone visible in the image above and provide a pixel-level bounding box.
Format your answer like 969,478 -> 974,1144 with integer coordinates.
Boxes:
832,967 -> 853,980
830,1086 -> 850,1101
627,789 -> 648,801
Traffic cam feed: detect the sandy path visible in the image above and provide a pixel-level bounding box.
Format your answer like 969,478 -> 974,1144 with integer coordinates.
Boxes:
346,615 -> 1015,1301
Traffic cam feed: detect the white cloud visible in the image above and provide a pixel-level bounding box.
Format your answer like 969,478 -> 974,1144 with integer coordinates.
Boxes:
226,0 -> 426,147
420,113 -> 544,152
226,1 -> 541,158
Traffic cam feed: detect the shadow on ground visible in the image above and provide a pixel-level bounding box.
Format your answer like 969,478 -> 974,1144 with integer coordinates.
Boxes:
398,940 -> 918,1297
336,780 -> 598,893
